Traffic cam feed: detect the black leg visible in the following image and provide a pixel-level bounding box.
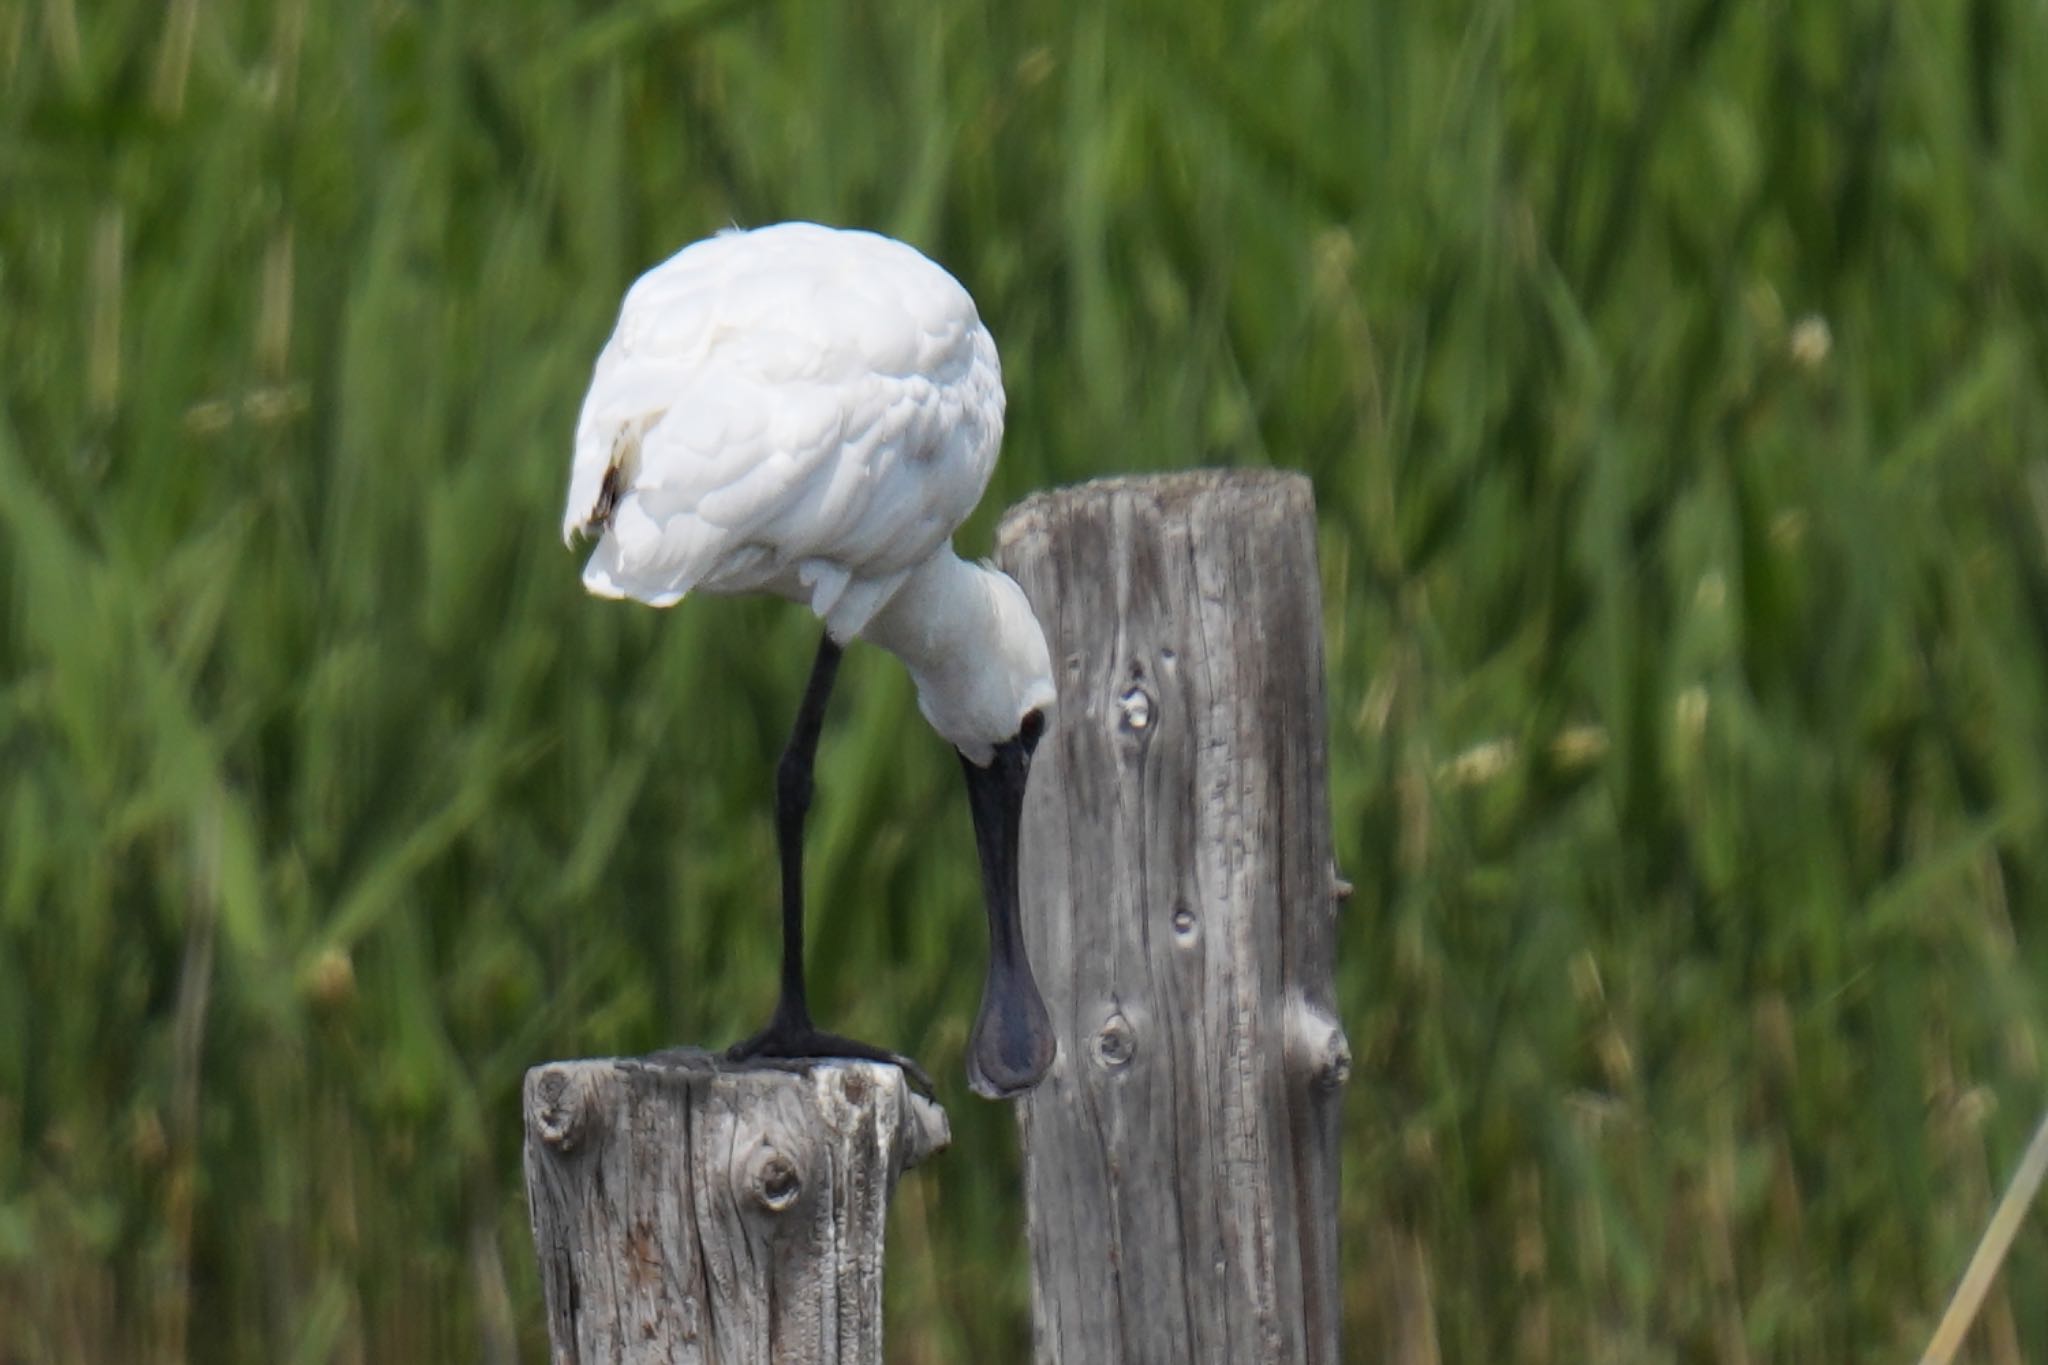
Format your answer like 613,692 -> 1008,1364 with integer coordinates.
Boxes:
726,632 -> 931,1092
769,632 -> 841,1032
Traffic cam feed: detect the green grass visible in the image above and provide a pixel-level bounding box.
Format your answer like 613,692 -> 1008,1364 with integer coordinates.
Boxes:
5,0 -> 2048,1358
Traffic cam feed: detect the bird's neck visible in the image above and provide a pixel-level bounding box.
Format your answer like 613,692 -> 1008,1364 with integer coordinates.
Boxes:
858,545 -> 992,684
858,547 -> 1012,755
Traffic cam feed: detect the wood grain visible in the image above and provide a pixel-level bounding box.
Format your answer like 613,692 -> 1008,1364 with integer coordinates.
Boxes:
521,1050 -> 948,1364
996,470 -> 1349,1364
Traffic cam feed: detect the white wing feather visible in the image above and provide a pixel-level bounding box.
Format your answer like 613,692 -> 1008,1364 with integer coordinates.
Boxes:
563,223 -> 1003,638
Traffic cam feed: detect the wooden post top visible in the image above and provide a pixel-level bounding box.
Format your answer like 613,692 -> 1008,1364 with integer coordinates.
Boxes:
523,1049 -> 949,1169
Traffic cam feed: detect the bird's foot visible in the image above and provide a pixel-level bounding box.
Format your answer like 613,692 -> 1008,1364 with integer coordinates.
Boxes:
726,1022 -> 935,1097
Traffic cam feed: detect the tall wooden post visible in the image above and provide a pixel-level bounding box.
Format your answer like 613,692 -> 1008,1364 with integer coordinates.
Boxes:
521,1050 -> 947,1364
995,470 -> 1350,1364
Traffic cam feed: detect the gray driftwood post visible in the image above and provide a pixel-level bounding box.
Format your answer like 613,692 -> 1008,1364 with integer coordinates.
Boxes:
995,470 -> 1351,1364
521,1050 -> 948,1364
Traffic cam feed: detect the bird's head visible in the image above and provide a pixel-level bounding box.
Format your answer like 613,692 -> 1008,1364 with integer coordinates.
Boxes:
914,567 -> 1056,766
946,570 -> 1059,1098
868,557 -> 1060,1097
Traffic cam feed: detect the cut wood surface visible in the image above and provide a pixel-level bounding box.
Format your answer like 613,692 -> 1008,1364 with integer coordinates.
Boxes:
521,1050 -> 948,1364
996,469 -> 1350,1364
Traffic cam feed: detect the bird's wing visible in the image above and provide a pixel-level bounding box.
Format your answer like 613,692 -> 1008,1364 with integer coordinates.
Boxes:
565,225 -> 1004,627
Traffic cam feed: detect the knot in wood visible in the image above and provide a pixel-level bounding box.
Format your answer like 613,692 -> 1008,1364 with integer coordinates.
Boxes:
1117,685 -> 1153,733
1287,1002 -> 1352,1093
1313,1037 -> 1352,1092
1093,1011 -> 1137,1071
531,1065 -> 599,1151
746,1147 -> 804,1213
840,1068 -> 871,1106
1170,901 -> 1197,939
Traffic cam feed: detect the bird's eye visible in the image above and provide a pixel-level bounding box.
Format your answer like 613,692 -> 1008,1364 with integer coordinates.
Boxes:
1018,708 -> 1045,748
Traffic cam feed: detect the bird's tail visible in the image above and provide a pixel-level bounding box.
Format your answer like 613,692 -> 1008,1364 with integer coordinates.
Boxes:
574,496 -> 720,608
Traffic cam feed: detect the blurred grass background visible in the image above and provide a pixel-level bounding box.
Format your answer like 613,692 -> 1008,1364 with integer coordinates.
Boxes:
5,0 -> 2048,1359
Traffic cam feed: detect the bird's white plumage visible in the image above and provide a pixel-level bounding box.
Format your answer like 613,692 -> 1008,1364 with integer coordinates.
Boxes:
565,223 -> 1054,760
565,223 -> 1005,642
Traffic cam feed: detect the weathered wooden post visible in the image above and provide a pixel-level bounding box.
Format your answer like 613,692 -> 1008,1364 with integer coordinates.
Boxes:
521,1049 -> 947,1364
996,470 -> 1350,1363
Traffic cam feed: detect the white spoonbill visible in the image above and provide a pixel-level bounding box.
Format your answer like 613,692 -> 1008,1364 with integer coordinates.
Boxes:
563,222 -> 1058,1098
